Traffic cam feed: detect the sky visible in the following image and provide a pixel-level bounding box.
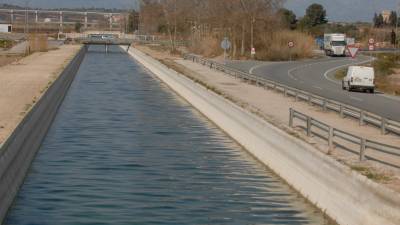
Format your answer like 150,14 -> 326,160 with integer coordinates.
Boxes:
285,0 -> 399,22
0,0 -> 399,22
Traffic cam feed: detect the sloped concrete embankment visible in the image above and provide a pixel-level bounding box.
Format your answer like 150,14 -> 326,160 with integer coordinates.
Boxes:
0,46 -> 87,223
127,48 -> 400,225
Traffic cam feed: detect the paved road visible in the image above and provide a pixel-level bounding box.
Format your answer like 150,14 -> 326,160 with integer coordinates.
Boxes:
226,56 -> 400,121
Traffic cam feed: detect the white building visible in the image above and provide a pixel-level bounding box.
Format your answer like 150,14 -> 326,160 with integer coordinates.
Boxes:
0,24 -> 12,33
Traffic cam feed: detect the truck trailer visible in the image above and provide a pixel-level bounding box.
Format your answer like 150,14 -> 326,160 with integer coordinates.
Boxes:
324,33 -> 346,56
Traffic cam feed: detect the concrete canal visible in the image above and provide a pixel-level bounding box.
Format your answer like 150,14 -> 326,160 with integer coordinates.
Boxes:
5,46 -> 330,225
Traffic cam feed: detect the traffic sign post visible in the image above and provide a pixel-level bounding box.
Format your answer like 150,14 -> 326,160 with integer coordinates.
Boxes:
347,46 -> 359,60
368,38 -> 375,57
369,38 -> 375,45
221,37 -> 231,63
288,41 -> 294,61
369,45 -> 375,51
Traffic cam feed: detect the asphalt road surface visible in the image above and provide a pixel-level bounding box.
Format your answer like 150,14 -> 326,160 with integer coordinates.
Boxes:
226,56 -> 400,121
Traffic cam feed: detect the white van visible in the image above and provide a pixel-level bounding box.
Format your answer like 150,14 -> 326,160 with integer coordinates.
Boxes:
342,66 -> 375,93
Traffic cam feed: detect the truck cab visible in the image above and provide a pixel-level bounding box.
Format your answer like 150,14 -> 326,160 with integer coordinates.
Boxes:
324,33 -> 346,56
342,66 -> 375,93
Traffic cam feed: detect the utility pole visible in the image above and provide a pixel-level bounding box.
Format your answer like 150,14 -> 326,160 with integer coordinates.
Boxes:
24,1 -> 28,34
251,16 -> 255,59
396,2 -> 400,49
240,0 -> 256,58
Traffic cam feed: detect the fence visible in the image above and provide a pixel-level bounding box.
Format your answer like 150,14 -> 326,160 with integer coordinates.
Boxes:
184,54 -> 400,136
289,108 -> 400,168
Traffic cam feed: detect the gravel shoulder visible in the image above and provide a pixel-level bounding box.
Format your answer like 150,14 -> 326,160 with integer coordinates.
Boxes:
136,45 -> 400,193
0,45 -> 81,144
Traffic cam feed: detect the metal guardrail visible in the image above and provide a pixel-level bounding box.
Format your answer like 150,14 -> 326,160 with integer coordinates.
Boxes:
289,108 -> 400,168
184,54 -> 400,136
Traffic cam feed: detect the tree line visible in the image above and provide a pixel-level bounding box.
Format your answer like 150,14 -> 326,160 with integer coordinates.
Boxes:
140,0 -> 284,55
373,11 -> 398,28
139,1 -> 331,58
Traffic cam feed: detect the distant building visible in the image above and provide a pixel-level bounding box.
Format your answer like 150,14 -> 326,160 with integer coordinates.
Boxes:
0,24 -> 12,33
382,10 -> 391,23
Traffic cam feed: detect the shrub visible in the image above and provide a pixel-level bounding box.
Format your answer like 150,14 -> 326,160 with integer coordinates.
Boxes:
372,53 -> 400,76
28,34 -> 48,53
256,30 -> 316,61
190,36 -> 222,58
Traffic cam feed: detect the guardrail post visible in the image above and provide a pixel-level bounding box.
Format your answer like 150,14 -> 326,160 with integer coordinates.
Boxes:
328,127 -> 334,153
295,91 -> 298,102
359,111 -> 365,126
307,117 -> 312,137
381,118 -> 387,135
284,87 -> 287,97
289,108 -> 294,127
359,138 -> 366,161
323,99 -> 327,111
339,105 -> 344,118
308,95 -> 312,105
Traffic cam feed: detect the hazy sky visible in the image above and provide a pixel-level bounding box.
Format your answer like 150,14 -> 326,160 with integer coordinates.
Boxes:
1,0 -> 399,22
285,0 -> 399,22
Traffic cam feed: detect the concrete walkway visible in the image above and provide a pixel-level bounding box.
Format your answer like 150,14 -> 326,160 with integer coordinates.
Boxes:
0,45 -> 81,144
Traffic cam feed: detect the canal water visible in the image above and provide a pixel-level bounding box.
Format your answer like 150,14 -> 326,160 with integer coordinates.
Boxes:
5,46 -> 329,225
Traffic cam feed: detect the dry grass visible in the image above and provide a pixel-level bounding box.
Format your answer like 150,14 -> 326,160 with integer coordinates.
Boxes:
28,34 -> 48,53
190,36 -> 222,58
257,30 -> 316,61
0,55 -> 21,67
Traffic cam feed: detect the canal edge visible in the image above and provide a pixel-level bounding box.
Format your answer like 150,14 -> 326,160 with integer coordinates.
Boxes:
0,45 -> 87,223
126,47 -> 400,225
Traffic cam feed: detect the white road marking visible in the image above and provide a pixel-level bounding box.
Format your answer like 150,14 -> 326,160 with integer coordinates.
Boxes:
350,96 -> 363,102
323,57 -> 375,84
287,58 -> 349,82
249,63 -> 276,74
313,86 -> 323,90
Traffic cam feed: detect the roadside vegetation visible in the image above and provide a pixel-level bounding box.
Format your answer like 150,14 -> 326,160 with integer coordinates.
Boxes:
0,39 -> 14,49
139,0 -> 321,61
28,34 -> 48,53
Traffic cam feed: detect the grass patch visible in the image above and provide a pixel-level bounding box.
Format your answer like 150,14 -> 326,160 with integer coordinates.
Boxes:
334,68 -> 347,80
0,39 -> 14,49
372,53 -> 400,76
371,53 -> 400,95
351,165 -> 391,182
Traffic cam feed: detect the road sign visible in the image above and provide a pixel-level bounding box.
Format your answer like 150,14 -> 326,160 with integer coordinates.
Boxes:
288,41 -> 294,48
221,38 -> 231,50
369,44 -> 375,51
251,47 -> 256,55
369,38 -> 375,44
347,46 -> 359,58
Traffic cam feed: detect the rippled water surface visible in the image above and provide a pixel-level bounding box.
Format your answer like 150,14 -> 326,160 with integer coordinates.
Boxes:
5,46 -> 329,225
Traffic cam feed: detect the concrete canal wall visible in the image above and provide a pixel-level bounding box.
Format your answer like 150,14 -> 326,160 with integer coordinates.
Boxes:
128,48 -> 400,225
0,46 -> 87,223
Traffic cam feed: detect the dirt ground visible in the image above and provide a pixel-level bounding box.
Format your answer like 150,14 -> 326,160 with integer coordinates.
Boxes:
0,44 -> 81,145
0,55 -> 21,67
136,44 -> 400,193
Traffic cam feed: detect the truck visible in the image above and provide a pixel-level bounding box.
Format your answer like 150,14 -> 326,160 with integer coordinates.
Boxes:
342,66 -> 375,93
324,33 -> 346,56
